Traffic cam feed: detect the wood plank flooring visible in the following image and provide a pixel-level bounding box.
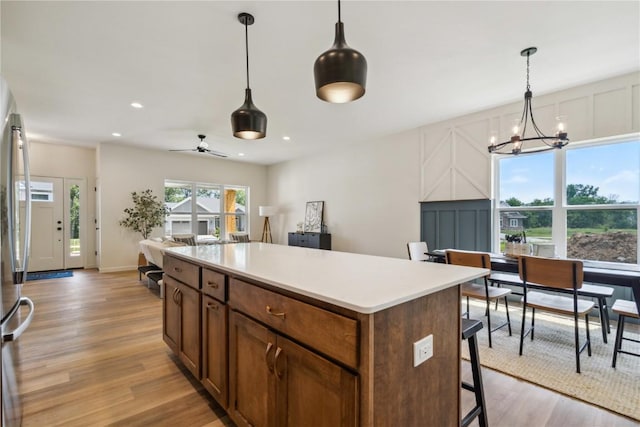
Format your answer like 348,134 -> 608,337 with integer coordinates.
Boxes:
17,269 -> 637,426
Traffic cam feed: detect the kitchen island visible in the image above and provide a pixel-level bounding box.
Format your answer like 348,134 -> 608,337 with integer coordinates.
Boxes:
163,243 -> 488,427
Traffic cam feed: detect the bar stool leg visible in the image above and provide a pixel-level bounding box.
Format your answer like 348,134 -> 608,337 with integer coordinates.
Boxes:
462,319 -> 488,427
612,314 -> 626,368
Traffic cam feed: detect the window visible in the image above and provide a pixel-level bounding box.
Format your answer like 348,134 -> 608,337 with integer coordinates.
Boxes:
497,151 -> 554,253
495,136 -> 639,266
69,184 -> 80,256
165,180 -> 249,242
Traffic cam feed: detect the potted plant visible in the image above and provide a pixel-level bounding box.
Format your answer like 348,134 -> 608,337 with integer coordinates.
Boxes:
119,189 -> 169,239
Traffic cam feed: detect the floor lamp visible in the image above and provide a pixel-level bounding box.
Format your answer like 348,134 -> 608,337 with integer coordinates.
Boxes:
259,206 -> 277,243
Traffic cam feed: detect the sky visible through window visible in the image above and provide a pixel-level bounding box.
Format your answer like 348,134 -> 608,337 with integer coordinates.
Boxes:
500,141 -> 639,204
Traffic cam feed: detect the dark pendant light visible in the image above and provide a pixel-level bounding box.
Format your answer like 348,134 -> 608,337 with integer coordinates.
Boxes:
314,0 -> 367,103
231,12 -> 266,140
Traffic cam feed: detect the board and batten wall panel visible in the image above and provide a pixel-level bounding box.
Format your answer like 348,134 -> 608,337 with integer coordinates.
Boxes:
420,199 -> 491,252
420,72 -> 640,202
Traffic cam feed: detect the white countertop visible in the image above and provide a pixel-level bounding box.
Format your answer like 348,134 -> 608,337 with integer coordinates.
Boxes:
166,243 -> 488,314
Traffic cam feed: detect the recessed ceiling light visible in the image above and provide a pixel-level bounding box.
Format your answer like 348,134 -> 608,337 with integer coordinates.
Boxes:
238,153 -> 245,157
283,136 -> 291,141
112,132 -> 121,137
130,102 -> 143,109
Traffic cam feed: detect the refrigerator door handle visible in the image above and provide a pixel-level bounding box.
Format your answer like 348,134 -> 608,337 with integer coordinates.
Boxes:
2,297 -> 35,343
19,116 -> 32,275
7,113 -> 31,283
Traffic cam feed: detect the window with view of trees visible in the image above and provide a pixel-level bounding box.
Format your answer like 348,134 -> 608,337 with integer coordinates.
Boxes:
164,180 -> 248,241
496,137 -> 639,265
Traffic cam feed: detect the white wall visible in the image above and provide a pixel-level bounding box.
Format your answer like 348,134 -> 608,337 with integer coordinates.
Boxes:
268,129 -> 421,259
98,143 -> 268,272
420,71 -> 640,201
267,72 -> 640,260
28,141 -> 97,267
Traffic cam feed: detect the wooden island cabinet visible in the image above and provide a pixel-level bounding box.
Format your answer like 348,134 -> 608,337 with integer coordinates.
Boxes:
163,243 -> 487,426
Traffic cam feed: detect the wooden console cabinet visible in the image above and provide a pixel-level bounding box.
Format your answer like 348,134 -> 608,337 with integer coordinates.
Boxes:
287,232 -> 331,250
163,244 -> 487,426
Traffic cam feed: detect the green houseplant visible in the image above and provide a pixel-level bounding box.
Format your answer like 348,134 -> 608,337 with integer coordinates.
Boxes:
119,189 -> 169,239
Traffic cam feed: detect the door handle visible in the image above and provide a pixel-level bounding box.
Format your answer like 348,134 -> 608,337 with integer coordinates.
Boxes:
6,114 -> 32,282
265,342 -> 274,373
57,220 -> 62,224
2,297 -> 35,342
57,227 -> 62,231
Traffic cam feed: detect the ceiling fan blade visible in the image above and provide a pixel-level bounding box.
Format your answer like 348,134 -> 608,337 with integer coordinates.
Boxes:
206,150 -> 228,158
169,148 -> 197,152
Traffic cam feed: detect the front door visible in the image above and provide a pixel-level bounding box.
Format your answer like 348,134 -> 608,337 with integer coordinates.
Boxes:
28,176 -> 64,271
28,176 -> 86,272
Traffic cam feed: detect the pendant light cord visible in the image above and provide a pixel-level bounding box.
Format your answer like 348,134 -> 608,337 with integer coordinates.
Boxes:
244,18 -> 250,90
338,0 -> 342,23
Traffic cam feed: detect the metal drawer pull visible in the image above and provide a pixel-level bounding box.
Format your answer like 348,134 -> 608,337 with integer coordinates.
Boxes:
206,282 -> 219,289
207,303 -> 219,310
266,306 -> 286,319
173,267 -> 182,273
265,342 -> 274,373
274,347 -> 284,379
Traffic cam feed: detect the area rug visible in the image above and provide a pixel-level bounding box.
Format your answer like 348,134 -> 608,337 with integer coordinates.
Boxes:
26,270 -> 73,281
462,300 -> 640,421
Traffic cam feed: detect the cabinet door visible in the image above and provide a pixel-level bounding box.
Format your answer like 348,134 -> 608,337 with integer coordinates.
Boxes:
287,233 -> 298,246
275,335 -> 358,427
202,295 -> 228,408
305,233 -> 320,248
229,311 -> 277,427
178,281 -> 201,378
163,276 -> 180,354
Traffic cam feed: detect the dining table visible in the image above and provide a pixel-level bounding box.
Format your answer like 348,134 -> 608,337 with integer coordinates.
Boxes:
428,249 -> 640,313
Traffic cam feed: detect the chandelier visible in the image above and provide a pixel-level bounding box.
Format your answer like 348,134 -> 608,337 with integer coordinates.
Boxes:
488,47 -> 569,155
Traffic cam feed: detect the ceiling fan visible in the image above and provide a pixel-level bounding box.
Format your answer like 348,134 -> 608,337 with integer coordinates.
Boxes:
169,134 -> 228,158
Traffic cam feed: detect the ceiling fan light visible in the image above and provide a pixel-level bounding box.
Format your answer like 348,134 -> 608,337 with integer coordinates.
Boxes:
231,88 -> 267,139
314,22 -> 367,103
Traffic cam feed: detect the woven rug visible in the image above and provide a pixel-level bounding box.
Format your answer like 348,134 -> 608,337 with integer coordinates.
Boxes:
462,300 -> 640,421
26,270 -> 73,281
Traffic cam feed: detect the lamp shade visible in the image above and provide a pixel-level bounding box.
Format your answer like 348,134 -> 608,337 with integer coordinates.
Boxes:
231,88 -> 267,140
259,206 -> 277,217
314,22 -> 367,103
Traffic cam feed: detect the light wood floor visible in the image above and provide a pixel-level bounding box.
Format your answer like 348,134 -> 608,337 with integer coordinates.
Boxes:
17,269 -> 637,427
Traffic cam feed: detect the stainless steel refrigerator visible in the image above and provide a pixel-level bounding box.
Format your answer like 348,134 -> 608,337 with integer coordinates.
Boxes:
0,75 -> 34,427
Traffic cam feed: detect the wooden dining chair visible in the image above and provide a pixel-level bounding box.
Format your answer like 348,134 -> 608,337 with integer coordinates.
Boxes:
518,256 -> 594,373
446,250 -> 512,348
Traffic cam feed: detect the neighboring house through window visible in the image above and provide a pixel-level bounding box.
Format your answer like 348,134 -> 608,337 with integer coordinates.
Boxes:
164,180 -> 249,241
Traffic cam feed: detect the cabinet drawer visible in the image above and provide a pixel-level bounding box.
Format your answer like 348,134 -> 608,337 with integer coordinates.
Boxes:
164,255 -> 200,289
229,278 -> 358,368
202,268 -> 227,301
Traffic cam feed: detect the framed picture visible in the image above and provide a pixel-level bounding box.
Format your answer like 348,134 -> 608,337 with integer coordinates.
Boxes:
304,201 -> 324,233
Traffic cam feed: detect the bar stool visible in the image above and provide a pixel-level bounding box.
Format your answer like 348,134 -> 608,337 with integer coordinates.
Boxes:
611,299 -> 640,368
462,318 -> 488,427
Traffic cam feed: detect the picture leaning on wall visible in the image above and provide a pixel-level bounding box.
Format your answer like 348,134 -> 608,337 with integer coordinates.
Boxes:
304,201 -> 324,233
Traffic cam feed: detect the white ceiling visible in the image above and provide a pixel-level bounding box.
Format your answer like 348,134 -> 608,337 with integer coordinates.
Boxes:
2,1 -> 639,165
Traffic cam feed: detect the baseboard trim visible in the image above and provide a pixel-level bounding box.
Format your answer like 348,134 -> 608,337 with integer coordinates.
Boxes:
99,265 -> 137,273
